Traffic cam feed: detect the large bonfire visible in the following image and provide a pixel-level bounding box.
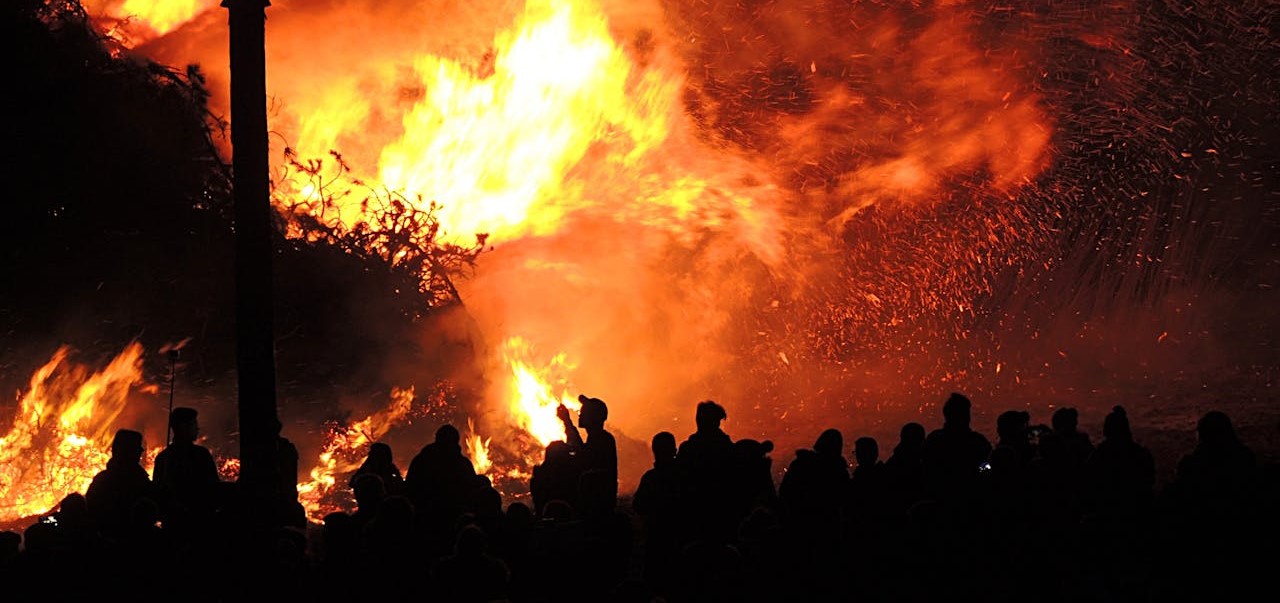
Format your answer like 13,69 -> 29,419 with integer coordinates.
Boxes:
3,0 -> 1273,525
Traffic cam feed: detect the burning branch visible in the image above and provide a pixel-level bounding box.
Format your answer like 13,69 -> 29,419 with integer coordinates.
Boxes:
275,148 -> 489,312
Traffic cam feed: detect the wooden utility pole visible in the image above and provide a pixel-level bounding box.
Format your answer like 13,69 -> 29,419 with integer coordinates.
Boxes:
222,0 -> 279,511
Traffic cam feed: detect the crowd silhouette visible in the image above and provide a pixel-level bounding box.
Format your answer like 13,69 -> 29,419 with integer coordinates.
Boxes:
3,395 -> 1276,602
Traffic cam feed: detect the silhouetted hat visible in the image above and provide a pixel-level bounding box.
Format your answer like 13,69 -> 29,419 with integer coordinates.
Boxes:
735,438 -> 773,457
577,394 -> 608,423
1103,406 -> 1131,440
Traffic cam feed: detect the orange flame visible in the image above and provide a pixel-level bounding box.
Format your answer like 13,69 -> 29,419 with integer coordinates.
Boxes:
373,0 -> 675,243
501,336 -> 579,448
278,0 -> 783,257
81,0 -> 217,45
0,342 -> 157,524
465,419 -> 493,476
75,0 -> 1060,496
296,386 -> 415,522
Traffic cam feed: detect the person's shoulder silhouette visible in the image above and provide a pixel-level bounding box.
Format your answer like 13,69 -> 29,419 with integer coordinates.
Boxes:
351,442 -> 406,497
85,428 -> 155,541
152,407 -> 221,536
430,524 -> 511,602
1173,410 -> 1257,505
922,393 -> 992,499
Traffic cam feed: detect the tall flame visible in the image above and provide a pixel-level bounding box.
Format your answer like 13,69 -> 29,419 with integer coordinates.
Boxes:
465,419 -> 493,476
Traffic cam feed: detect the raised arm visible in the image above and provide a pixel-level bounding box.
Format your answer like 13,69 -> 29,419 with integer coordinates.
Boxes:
557,404 -> 585,449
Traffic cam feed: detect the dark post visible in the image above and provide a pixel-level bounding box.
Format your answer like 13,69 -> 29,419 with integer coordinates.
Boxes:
222,0 -> 279,510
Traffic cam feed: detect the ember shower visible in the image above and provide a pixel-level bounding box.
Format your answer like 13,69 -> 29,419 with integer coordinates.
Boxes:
4,0 -> 1274,520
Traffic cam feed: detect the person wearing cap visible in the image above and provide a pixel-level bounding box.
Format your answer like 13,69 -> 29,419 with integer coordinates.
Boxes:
556,394 -> 618,514
152,406 -> 221,541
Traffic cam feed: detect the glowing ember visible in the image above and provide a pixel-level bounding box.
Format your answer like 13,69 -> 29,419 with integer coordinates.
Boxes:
0,342 -> 157,524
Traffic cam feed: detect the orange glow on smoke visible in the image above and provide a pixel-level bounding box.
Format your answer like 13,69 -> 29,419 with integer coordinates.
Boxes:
0,343 -> 158,524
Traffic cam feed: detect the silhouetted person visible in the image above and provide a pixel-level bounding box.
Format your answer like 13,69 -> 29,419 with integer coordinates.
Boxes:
85,428 -> 156,543
349,472 -> 387,535
557,394 -> 618,514
530,440 -> 577,518
845,434 -> 890,594
430,524 -> 511,603
921,392 -> 992,504
676,400 -> 737,544
1083,405 -> 1155,521
359,493 -> 419,598
1026,429 -> 1084,530
883,422 -> 928,517
1160,411 -> 1267,601
1077,405 -> 1158,601
494,502 -> 537,597
994,409 -> 1036,472
633,431 -> 681,593
316,511 -> 361,601
1171,410 -> 1257,509
405,423 -> 477,554
729,437 -> 778,525
469,474 -> 505,539
350,442 -> 406,497
779,428 -> 849,528
1019,428 -> 1086,601
17,507 -> 103,601
46,492 -> 103,552
848,436 -> 888,518
116,496 -> 169,587
273,418 -> 305,529
14,490 -> 109,601
1051,406 -> 1094,469
671,538 -> 746,602
152,406 -> 221,542
777,428 -> 848,596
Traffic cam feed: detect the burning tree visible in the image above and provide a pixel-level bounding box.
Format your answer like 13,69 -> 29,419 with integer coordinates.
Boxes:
274,148 -> 490,313
1,0 -> 501,523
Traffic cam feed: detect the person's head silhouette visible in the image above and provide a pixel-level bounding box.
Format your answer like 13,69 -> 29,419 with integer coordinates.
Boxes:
169,407 -> 200,444
695,400 -> 727,432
